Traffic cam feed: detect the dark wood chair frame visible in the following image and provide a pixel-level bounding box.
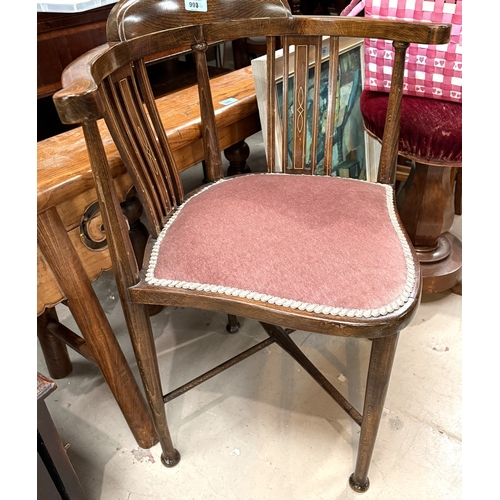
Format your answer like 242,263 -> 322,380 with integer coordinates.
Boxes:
53,0 -> 450,492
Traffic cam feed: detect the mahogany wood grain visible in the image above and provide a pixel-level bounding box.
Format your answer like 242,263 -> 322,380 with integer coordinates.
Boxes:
420,233 -> 462,293
398,163 -> 456,249
38,65 -> 259,313
37,5 -> 115,99
37,308 -> 73,379
38,65 -> 258,211
83,115 -> 182,465
38,207 -> 158,449
37,71 -> 260,453
52,0 -> 451,491
350,333 -> 399,492
38,66 -> 260,450
397,162 -> 462,293
454,167 -> 462,216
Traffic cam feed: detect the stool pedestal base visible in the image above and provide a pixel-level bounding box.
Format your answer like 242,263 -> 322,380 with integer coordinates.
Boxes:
420,232 -> 462,294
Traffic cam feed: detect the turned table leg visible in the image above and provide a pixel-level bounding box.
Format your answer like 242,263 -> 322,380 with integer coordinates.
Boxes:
121,191 -> 163,316
38,207 -> 158,449
38,308 -> 73,379
397,162 -> 462,293
121,190 -> 150,266
225,140 -> 251,176
202,140 -> 251,181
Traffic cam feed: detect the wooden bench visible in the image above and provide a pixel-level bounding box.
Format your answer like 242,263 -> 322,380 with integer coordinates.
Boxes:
37,65 -> 261,449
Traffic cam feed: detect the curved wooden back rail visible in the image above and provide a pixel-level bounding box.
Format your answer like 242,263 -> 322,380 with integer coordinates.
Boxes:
53,0 -> 450,492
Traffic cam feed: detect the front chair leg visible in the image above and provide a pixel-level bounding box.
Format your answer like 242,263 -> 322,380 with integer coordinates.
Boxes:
126,303 -> 181,467
226,314 -> 241,333
350,333 -> 399,493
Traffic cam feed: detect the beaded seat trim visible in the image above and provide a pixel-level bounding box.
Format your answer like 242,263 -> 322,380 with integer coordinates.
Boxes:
145,174 -> 416,318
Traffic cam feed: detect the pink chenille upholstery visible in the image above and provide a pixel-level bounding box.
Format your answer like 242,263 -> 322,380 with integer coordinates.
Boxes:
146,174 -> 416,318
360,90 -> 462,166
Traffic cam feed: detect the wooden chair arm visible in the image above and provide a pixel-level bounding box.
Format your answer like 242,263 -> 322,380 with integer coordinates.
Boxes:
53,44 -> 112,125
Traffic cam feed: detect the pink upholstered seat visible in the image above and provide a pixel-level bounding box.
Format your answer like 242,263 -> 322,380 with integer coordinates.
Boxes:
147,174 -> 416,319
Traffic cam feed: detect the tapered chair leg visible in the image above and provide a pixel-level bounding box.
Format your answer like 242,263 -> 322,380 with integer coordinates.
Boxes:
125,302 -> 181,467
350,333 -> 399,493
226,314 -> 241,333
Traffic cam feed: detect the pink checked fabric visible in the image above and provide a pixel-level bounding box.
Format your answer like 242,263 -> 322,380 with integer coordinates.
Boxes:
341,0 -> 462,103
146,174 -> 417,318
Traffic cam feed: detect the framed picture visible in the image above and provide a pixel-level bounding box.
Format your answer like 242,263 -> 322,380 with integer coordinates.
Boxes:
251,37 -> 376,181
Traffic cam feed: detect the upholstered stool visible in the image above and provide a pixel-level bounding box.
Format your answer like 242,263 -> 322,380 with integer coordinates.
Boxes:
360,90 -> 462,294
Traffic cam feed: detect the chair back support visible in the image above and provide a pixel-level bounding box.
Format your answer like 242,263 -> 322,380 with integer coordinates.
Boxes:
260,18 -> 446,182
100,57 -> 187,238
54,0 -> 450,255
106,0 -> 292,41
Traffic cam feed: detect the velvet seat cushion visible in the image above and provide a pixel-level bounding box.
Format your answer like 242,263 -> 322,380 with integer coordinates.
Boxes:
360,90 -> 462,166
146,174 -> 416,318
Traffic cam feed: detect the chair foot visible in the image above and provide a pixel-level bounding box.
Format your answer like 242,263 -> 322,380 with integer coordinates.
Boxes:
161,448 -> 181,468
349,473 -> 370,493
226,314 -> 241,334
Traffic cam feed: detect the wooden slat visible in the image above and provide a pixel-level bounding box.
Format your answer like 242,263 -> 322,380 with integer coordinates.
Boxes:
323,37 -> 339,176
38,66 -> 260,313
37,66 -> 258,214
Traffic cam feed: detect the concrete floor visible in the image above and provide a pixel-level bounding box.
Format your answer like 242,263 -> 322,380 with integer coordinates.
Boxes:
37,132 -> 462,499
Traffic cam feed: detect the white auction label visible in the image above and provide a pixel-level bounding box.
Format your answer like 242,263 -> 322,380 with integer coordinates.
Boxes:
185,0 -> 207,12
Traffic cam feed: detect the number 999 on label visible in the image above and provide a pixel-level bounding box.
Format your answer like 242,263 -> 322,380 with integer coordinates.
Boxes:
185,0 -> 207,12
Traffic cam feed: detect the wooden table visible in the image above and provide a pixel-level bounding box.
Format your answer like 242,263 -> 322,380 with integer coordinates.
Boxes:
37,65 -> 261,448
37,3 -> 116,99
37,3 -> 117,139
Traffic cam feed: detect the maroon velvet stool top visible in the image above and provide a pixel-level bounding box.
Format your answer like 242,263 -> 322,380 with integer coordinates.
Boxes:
360,90 -> 462,167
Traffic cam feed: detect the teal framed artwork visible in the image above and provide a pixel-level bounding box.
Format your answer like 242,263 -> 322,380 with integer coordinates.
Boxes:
252,37 -> 371,180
